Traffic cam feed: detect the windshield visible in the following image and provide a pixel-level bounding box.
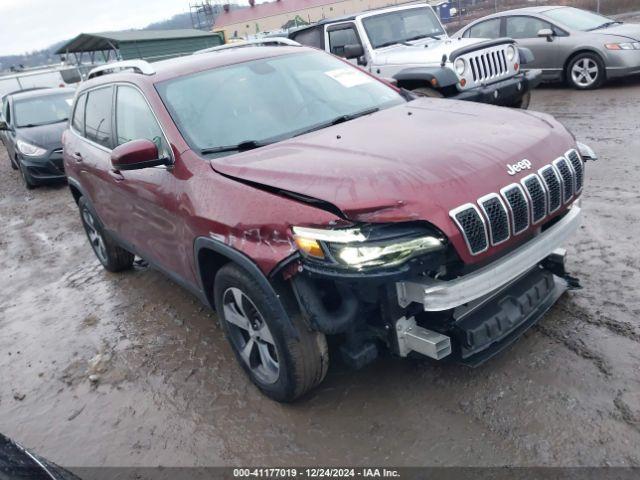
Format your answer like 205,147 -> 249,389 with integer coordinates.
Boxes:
363,7 -> 446,49
545,7 -> 617,31
14,91 -> 73,128
156,51 -> 404,156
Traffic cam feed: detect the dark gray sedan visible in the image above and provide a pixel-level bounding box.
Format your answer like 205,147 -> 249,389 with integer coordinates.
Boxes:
0,88 -> 74,188
454,6 -> 640,89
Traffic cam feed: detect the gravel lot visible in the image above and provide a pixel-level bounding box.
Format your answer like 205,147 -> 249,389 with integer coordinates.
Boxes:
1,74 -> 639,467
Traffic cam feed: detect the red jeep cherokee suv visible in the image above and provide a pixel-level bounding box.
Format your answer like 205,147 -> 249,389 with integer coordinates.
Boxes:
63,45 -> 595,401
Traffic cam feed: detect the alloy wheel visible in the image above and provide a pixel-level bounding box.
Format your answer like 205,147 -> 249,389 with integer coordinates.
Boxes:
571,58 -> 599,88
222,286 -> 279,384
82,208 -> 108,264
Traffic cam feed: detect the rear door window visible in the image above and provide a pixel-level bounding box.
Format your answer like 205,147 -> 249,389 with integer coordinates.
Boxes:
466,18 -> 501,38
115,85 -> 171,159
84,86 -> 113,148
72,93 -> 86,135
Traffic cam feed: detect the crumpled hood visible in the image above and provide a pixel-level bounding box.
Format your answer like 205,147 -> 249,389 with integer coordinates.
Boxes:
590,23 -> 640,41
374,37 -> 484,65
17,121 -> 66,150
211,99 -> 577,263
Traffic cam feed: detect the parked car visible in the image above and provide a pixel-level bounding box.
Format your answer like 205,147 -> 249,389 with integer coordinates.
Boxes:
454,6 -> 640,89
287,3 -> 541,108
0,88 -> 74,189
63,49 -> 595,402
0,432 -> 79,479
0,64 -> 86,98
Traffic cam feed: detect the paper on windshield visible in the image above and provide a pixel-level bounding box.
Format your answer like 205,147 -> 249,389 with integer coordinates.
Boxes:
325,68 -> 373,88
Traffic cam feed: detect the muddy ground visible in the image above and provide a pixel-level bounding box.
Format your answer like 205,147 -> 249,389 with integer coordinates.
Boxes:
1,74 -> 640,468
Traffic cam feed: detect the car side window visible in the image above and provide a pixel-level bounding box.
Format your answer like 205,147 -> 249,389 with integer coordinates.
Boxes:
85,86 -> 113,148
291,27 -> 323,49
327,25 -> 361,57
466,18 -> 501,39
115,85 -> 170,159
71,93 -> 86,135
506,16 -> 552,39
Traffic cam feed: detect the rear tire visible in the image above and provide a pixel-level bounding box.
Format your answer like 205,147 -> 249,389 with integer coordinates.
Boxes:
78,197 -> 134,272
566,53 -> 605,90
411,87 -> 444,98
214,263 -> 329,402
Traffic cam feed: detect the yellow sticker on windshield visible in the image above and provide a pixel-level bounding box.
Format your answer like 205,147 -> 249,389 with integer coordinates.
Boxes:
325,68 -> 373,88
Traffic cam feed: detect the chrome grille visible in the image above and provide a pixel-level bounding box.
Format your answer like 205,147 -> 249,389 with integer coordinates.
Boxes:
501,184 -> 529,235
450,204 -> 488,255
566,149 -> 583,193
539,165 -> 562,214
468,46 -> 509,83
478,194 -> 509,246
521,174 -> 547,224
449,153 -> 586,256
553,157 -> 574,203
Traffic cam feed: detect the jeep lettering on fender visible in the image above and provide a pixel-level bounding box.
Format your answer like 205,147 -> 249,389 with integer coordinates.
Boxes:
507,159 -> 533,175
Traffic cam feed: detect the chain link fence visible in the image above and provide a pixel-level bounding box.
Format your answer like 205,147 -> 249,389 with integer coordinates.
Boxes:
438,0 -> 640,32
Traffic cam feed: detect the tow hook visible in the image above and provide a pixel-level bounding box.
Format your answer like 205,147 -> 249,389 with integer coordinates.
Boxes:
542,248 -> 582,290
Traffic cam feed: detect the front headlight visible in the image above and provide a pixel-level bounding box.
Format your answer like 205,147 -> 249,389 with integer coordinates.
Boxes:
292,224 -> 445,270
605,42 -> 640,50
454,58 -> 466,76
506,45 -> 516,61
16,139 -> 47,156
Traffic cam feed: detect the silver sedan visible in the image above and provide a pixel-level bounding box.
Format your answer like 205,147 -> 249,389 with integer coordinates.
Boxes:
454,6 -> 640,89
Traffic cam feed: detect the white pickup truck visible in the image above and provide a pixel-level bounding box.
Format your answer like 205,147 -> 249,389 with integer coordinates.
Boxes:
288,3 -> 541,108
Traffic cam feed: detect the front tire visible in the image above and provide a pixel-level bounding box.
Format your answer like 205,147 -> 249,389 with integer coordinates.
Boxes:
411,87 -> 444,98
214,263 -> 328,402
566,53 -> 605,90
78,197 -> 134,272
511,90 -> 531,109
18,162 -> 36,189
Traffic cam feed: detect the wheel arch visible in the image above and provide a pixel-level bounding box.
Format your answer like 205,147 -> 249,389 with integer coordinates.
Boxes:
67,177 -> 86,205
563,48 -> 606,80
393,66 -> 459,91
193,236 -> 298,337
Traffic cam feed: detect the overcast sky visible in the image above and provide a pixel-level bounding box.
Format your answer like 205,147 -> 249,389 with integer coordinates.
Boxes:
0,0 -> 212,56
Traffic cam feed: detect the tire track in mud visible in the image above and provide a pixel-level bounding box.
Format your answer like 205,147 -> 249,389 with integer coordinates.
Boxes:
533,323 -> 612,377
557,306 -> 640,344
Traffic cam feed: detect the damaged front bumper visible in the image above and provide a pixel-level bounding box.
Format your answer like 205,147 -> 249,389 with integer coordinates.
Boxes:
293,204 -> 581,368
452,69 -> 542,106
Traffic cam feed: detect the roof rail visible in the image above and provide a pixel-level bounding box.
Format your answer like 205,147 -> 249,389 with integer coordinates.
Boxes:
87,60 -> 155,79
193,37 -> 301,55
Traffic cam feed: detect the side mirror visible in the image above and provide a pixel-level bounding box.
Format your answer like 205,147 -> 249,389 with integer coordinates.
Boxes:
343,44 -> 365,60
537,28 -> 554,41
0,120 -> 8,131
111,139 -> 170,171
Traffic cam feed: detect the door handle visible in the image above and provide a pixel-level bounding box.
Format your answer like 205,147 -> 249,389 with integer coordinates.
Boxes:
72,152 -> 83,162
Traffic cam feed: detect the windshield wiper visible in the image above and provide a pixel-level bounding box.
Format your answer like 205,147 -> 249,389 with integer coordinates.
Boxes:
200,139 -> 272,155
18,118 -> 69,128
293,107 -> 380,138
405,34 -> 441,42
588,21 -> 622,30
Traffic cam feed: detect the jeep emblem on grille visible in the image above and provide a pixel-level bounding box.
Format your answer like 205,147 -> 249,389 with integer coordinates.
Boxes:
507,159 -> 532,176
